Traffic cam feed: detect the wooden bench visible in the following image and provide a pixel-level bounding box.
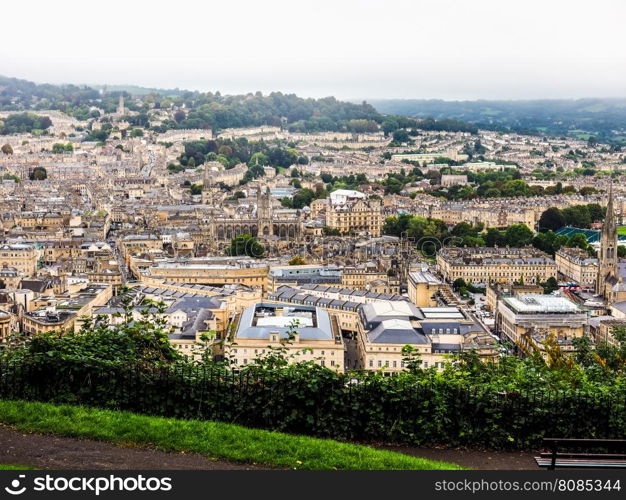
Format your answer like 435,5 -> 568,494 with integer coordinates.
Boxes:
535,438 -> 626,469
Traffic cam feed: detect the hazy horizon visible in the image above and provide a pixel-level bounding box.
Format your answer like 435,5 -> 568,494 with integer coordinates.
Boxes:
7,75 -> 626,103
3,0 -> 625,101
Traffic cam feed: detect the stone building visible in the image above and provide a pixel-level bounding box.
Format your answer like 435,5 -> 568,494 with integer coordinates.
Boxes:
325,190 -> 382,237
437,247 -> 557,286
496,293 -> 588,358
0,244 -> 38,278
555,247 -> 597,289
407,270 -> 445,307
208,187 -> 302,241
224,302 -> 345,371
355,301 -> 496,373
595,184 -> 626,304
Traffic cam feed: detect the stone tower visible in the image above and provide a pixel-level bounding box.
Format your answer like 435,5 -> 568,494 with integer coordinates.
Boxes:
202,164 -> 219,206
202,164 -> 211,203
256,187 -> 273,236
596,183 -> 618,298
117,95 -> 125,115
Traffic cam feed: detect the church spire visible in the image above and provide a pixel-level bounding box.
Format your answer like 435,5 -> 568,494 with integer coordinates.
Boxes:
596,181 -> 618,299
604,181 -> 616,237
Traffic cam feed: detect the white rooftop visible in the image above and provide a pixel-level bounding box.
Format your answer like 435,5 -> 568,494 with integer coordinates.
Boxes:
329,189 -> 366,204
504,294 -> 580,314
369,301 -> 417,317
422,312 -> 465,319
257,316 -> 314,328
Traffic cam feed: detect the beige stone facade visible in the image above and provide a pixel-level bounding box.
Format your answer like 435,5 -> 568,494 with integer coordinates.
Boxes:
555,247 -> 598,288
355,302 -> 497,373
407,270 -> 445,307
437,247 -> 557,285
0,244 -> 38,277
326,198 -> 382,237
224,303 -> 345,372
496,294 -> 588,358
136,257 -> 269,290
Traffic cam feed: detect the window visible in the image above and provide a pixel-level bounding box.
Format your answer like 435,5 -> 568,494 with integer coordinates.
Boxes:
369,360 -> 373,368
378,360 -> 382,368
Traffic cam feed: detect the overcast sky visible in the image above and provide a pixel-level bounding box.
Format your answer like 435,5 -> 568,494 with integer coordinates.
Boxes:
2,0 -> 625,100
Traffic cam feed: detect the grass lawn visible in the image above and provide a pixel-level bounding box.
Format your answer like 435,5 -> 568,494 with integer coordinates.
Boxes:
0,400 -> 462,470
617,226 -> 626,236
0,465 -> 37,470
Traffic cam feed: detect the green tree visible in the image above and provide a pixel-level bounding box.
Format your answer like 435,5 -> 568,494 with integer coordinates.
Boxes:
566,233 -> 589,251
401,345 -> 423,374
538,207 -> 566,232
225,234 -> 265,258
248,152 -> 268,167
542,276 -> 559,294
29,167 -> 47,181
392,129 -> 410,143
484,227 -> 506,247
288,255 -> 306,265
290,188 -> 316,209
505,224 -> 534,247
381,118 -> 399,136
52,142 -> 73,153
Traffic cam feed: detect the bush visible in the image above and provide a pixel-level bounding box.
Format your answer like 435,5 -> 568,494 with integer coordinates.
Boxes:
0,354 -> 624,450
2,309 -> 626,451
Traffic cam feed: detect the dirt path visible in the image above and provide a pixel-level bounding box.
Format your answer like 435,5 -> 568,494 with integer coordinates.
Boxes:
379,444 -> 537,470
0,425 -> 267,470
0,423 -> 537,470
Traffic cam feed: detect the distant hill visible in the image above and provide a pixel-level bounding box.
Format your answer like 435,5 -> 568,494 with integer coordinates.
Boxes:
0,75 -> 382,132
88,84 -> 186,97
3,74 -> 624,143
369,98 -> 626,144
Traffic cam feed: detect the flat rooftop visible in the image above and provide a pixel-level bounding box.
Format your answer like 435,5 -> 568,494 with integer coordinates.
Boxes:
409,271 -> 442,285
235,302 -> 333,341
503,294 -> 581,314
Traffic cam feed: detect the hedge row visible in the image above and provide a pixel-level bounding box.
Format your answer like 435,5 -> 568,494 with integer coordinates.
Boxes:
1,359 -> 624,450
